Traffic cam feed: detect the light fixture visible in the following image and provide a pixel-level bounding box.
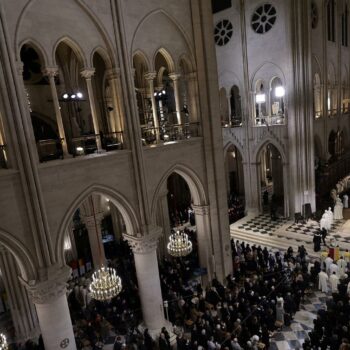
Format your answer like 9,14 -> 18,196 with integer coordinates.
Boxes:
256,93 -> 266,103
77,92 -> 83,99
71,94 -> 76,99
167,230 -> 193,257
88,196 -> 122,301
162,90 -> 166,95
76,146 -> 84,154
275,86 -> 285,97
154,92 -> 157,97
63,93 -> 69,99
0,334 -> 8,350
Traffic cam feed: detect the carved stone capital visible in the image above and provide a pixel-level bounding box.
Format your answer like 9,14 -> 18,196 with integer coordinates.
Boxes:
22,266 -> 71,304
169,73 -> 181,81
16,61 -> 24,76
81,213 -> 104,230
144,71 -> 157,81
124,226 -> 162,254
80,68 -> 95,79
106,68 -> 121,80
192,205 -> 210,216
42,67 -> 59,78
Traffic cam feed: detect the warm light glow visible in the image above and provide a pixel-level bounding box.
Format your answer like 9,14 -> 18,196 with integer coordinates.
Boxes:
167,230 -> 193,257
275,86 -> 285,97
256,93 -> 266,103
76,146 -> 84,152
327,97 -> 331,110
89,266 -> 122,301
64,236 -> 72,251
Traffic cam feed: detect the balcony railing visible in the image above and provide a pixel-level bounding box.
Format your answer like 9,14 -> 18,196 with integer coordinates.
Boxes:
141,123 -> 200,146
37,132 -> 124,162
255,115 -> 285,126
0,145 -> 7,169
37,139 -> 63,162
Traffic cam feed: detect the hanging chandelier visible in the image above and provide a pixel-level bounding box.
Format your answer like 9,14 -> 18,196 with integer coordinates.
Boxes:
167,230 -> 193,257
0,333 -> 8,350
89,266 -> 122,301
87,196 -> 122,301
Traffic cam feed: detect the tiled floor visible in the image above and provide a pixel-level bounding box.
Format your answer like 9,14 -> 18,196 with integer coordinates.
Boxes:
268,291 -> 328,349
237,214 -> 289,235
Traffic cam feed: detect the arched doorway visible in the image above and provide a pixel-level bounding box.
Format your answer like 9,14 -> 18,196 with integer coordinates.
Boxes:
257,143 -> 286,217
225,144 -> 245,223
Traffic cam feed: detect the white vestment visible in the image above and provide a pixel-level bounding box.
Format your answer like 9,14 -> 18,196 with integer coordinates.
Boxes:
337,258 -> 347,277
327,209 -> 334,226
329,263 -> 339,276
325,257 -> 334,274
343,195 -> 349,209
330,274 -> 339,293
318,271 -> 328,293
334,198 -> 344,220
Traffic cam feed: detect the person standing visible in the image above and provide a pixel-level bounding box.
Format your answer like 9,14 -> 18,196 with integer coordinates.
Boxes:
313,231 -> 322,252
337,256 -> 347,277
318,270 -> 328,293
330,272 -> 339,293
343,194 -> 348,209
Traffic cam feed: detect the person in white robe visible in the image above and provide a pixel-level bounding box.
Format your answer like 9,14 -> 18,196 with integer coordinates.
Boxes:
329,262 -> 339,276
334,196 -> 343,220
343,194 -> 349,209
318,270 -> 328,293
330,272 -> 339,293
337,256 -> 347,277
325,255 -> 334,274
327,208 -> 334,226
320,211 -> 331,231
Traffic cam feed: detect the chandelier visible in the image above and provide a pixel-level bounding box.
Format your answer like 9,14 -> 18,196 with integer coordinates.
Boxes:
87,196 -> 122,301
0,334 -> 8,350
89,266 -> 122,301
167,230 -> 193,257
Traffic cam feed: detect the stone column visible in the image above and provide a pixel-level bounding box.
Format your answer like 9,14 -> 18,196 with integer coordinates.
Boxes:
42,67 -> 69,157
155,190 -> 172,258
24,266 -> 76,350
144,72 -> 160,142
110,204 -> 124,243
169,73 -> 182,125
0,247 -> 39,342
81,213 -> 106,268
192,205 -> 212,282
106,68 -> 124,133
80,68 -> 102,151
124,228 -> 165,332
186,72 -> 199,123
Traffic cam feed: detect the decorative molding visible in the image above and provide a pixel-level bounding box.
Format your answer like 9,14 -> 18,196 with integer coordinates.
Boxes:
22,266 -> 71,304
124,227 -> 162,254
106,68 -> 121,80
192,205 -> 210,216
144,71 -> 157,81
169,73 -> 181,81
80,213 -> 104,229
80,68 -> 95,79
42,67 -> 59,78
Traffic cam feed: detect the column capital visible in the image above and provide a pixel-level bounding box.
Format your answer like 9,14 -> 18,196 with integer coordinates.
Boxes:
80,68 -> 95,79
192,204 -> 210,216
22,266 -> 71,304
106,68 -> 121,80
169,73 -> 181,81
16,61 -> 24,76
144,71 -> 157,81
124,226 -> 162,254
81,213 -> 104,229
42,67 -> 59,78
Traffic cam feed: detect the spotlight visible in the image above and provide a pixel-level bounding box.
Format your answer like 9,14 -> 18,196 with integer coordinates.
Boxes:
71,94 -> 76,99
62,93 -> 69,99
162,90 -> 166,95
154,92 -> 157,97
77,92 -> 83,99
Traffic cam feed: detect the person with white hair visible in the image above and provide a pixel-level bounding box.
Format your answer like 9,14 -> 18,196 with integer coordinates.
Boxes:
231,337 -> 242,350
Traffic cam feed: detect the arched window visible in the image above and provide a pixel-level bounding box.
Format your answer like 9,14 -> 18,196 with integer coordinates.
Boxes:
255,79 -> 266,125
230,85 -> 242,127
269,77 -> 285,124
327,0 -> 336,42
313,73 -> 322,118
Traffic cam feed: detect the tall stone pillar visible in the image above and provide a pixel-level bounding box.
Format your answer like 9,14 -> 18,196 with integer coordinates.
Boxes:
106,68 -> 124,133
192,205 -> 212,282
80,68 -> 102,151
124,228 -> 165,332
42,67 -> 69,157
155,190 -> 172,258
81,213 -> 105,268
24,266 -> 76,350
169,73 -> 182,124
0,248 -> 39,342
144,72 -> 160,142
110,204 -> 124,243
186,72 -> 199,123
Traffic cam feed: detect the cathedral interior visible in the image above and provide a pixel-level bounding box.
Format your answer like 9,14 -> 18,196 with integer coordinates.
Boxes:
0,0 -> 350,349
